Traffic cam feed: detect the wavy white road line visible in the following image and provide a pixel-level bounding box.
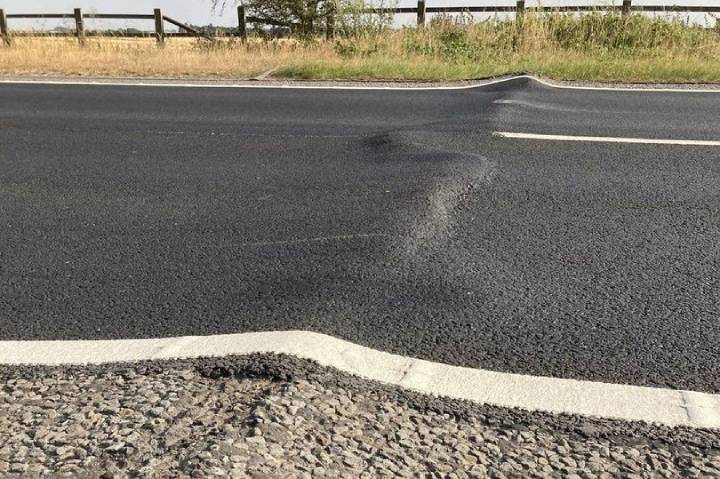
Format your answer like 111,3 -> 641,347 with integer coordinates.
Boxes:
1,330 -> 719,429
1,74 -> 719,92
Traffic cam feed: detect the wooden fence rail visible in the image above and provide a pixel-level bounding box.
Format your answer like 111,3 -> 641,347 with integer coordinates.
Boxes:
2,3 -> 720,45
366,2 -> 720,14
0,8 -> 215,45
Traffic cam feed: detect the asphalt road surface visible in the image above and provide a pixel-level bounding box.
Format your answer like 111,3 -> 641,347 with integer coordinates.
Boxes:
2,78 -> 720,393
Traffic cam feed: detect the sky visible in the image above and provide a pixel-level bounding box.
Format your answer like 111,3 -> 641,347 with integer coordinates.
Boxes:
3,0 -> 240,27
4,0 -> 720,29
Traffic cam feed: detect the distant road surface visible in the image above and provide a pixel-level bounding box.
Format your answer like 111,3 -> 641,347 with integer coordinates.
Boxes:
2,77 -> 720,393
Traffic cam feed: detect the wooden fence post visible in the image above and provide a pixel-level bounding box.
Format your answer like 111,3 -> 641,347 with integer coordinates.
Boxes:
513,0 -> 524,50
326,2 -> 335,40
622,0 -> 632,15
154,8 -> 165,44
0,9 -> 10,46
74,8 -> 85,45
417,0 -> 426,27
237,5 -> 247,42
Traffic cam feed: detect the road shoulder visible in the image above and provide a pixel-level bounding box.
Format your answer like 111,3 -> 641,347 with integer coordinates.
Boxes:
2,73 -> 720,90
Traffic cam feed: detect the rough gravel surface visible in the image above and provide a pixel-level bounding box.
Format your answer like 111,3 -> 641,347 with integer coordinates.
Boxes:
1,354 -> 719,478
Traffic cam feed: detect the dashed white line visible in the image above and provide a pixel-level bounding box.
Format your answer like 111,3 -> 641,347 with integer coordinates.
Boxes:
494,131 -> 720,146
1,331 -> 719,429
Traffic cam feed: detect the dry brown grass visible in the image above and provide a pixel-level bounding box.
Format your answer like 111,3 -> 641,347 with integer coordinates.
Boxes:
0,37 -> 300,79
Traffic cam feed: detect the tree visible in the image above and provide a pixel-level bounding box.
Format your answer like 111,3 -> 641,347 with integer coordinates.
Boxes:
213,0 -> 334,36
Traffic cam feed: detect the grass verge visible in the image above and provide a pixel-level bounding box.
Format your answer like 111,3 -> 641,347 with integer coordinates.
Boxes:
2,13 -> 720,83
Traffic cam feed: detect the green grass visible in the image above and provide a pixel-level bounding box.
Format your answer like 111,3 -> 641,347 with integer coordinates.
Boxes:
277,52 -> 720,83
277,13 -> 720,83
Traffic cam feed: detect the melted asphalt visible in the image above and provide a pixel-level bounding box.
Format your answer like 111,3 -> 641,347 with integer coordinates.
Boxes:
2,78 -> 720,393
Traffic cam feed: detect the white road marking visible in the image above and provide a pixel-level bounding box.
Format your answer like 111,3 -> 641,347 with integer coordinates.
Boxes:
1,331 -> 719,429
530,75 -> 720,93
494,131 -> 720,146
0,74 -> 718,92
0,76 -> 508,90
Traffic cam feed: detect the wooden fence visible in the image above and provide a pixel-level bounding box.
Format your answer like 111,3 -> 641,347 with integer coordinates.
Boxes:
2,3 -> 720,46
375,1 -> 720,25
0,8 -> 214,45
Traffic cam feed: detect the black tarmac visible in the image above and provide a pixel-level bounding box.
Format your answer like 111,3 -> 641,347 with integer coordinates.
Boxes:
2,78 -> 720,392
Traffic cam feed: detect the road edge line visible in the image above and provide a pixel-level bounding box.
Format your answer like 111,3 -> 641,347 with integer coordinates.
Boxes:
1,330 -> 719,429
1,74 -> 719,92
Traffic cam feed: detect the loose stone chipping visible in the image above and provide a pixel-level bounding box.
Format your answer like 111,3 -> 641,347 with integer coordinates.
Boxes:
1,355 -> 719,478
